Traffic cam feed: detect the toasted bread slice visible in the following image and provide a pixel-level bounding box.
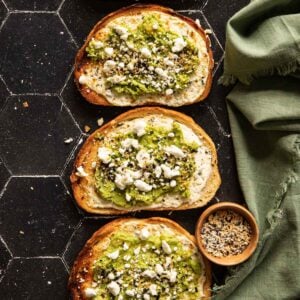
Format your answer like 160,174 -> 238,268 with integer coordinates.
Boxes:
70,107 -> 221,214
69,217 -> 211,299
75,4 -> 213,107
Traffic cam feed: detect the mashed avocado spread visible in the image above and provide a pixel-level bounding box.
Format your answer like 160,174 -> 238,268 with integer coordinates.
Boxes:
94,121 -> 198,208
86,14 -> 200,97
88,229 -> 202,299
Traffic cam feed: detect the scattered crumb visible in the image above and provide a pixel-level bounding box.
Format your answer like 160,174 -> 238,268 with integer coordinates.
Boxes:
84,125 -> 91,133
97,117 -> 104,127
64,137 -> 74,144
23,101 -> 29,108
47,281 -> 52,285
205,29 -> 213,34
195,19 -> 201,27
30,186 -> 34,190
19,230 -> 24,235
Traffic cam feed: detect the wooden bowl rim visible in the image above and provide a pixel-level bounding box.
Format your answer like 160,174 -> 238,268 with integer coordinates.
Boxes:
195,202 -> 259,266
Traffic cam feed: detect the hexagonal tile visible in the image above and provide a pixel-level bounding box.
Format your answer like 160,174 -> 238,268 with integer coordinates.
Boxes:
61,72 -> 130,133
203,0 -> 250,47
0,236 -> 11,281
0,13 -> 76,94
215,135 -> 244,203
60,0 -> 206,45
0,1 -> 8,25
178,10 -> 224,69
63,218 -> 109,269
0,76 -> 10,111
4,0 -> 62,11
0,177 -> 80,256
0,95 -> 81,175
205,65 -> 232,136
0,258 -> 68,299
0,157 -> 10,192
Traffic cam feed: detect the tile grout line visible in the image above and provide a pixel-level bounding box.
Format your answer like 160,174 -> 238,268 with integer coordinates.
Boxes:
61,219 -> 83,261
0,10 -> 9,32
0,257 -> 13,284
9,92 -> 58,96
0,176 -> 11,199
13,256 -> 62,259
57,12 -> 79,48
59,64 -> 75,97
11,174 -> 61,178
213,53 -> 225,77
9,10 -> 57,14
1,0 -> 9,11
207,105 -> 231,138
57,0 -> 67,13
59,132 -> 84,178
0,234 -> 13,258
200,11 -> 224,51
0,75 -> 13,96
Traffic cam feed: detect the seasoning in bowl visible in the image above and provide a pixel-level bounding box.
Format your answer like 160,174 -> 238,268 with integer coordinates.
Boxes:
200,209 -> 252,257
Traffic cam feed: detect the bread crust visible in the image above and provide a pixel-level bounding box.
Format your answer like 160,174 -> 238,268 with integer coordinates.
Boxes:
68,217 -> 211,299
74,4 -> 213,107
70,107 -> 221,215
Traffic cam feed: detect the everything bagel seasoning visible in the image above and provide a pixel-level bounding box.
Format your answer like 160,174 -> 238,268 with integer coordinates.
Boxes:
200,209 -> 252,257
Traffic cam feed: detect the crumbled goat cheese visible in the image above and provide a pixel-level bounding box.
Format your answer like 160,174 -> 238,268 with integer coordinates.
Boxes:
172,37 -> 187,52
165,88 -> 173,96
64,137 -> 73,144
75,166 -> 88,177
134,247 -> 140,255
97,147 -> 111,164
168,270 -> 177,283
195,19 -> 201,27
125,263 -> 130,268
143,294 -> 150,300
140,47 -> 152,58
104,47 -> 114,56
123,255 -> 131,261
152,23 -> 159,30
108,272 -> 115,280
149,284 -> 158,296
154,166 -> 162,178
97,117 -> 104,127
170,180 -> 177,187
165,257 -> 172,267
123,243 -> 129,250
165,145 -> 185,158
103,60 -> 116,74
92,39 -> 103,49
118,62 -> 125,68
155,264 -> 164,275
79,74 -> 88,85
107,281 -> 120,296
125,289 -> 135,297
136,149 -> 152,169
84,288 -> 97,298
133,119 -> 146,137
161,164 -> 180,179
168,132 -> 175,138
114,172 -> 133,190
164,57 -> 174,66
155,67 -> 168,79
162,240 -> 172,254
114,25 -> 129,40
91,161 -> 97,169
142,270 -> 156,278
125,193 -> 131,202
134,180 -> 152,192
127,61 -> 135,70
139,228 -> 150,240
107,250 -> 119,260
121,138 -> 139,149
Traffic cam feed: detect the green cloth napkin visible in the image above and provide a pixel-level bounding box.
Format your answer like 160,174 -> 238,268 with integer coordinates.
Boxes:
215,0 -> 300,299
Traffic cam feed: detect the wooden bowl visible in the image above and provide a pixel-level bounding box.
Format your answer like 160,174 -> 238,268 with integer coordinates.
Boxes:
195,202 -> 259,266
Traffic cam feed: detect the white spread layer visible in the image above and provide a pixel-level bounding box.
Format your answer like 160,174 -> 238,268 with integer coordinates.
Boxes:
86,115 -> 212,210
80,11 -> 210,106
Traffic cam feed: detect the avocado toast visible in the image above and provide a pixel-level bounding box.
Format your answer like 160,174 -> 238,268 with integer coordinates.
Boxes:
69,217 -> 211,299
70,107 -> 221,214
75,4 -> 213,106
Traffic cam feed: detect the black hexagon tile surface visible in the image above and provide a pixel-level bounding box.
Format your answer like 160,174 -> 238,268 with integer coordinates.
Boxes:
0,0 -> 248,298
0,13 -> 76,94
0,177 -> 80,257
0,258 -> 69,299
4,0 -> 62,11
0,236 -> 11,281
0,95 -> 81,175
